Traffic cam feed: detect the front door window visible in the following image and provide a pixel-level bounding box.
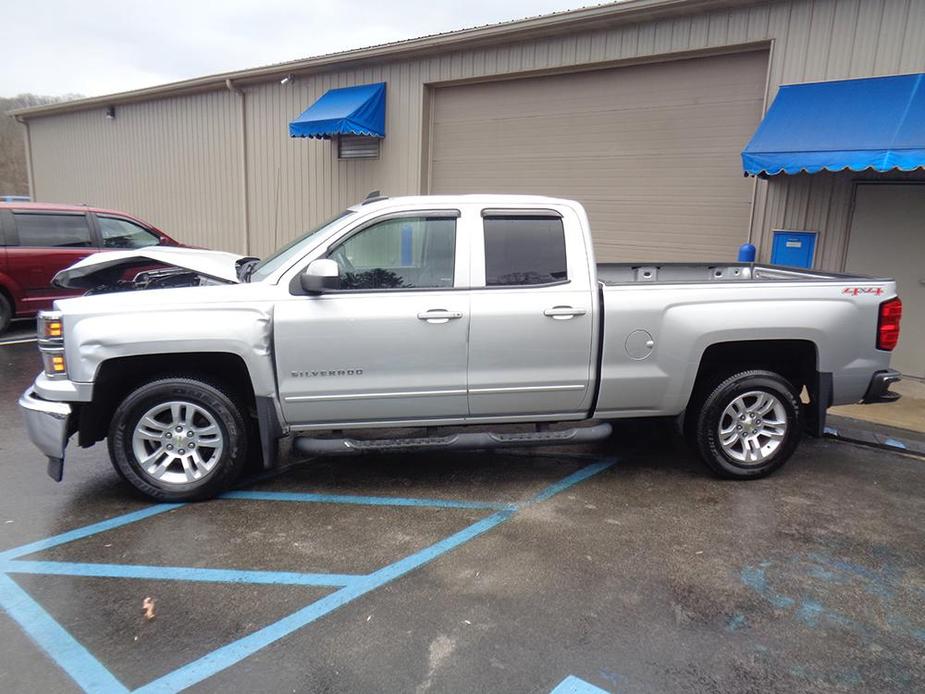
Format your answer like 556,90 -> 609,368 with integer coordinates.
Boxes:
328,216 -> 457,290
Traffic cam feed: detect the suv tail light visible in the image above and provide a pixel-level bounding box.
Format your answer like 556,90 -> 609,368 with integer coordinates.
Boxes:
877,298 -> 902,351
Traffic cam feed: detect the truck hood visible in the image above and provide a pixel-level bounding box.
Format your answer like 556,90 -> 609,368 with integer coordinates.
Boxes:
53,247 -> 248,289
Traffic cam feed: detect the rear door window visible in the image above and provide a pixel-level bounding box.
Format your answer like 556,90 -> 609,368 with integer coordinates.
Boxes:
98,216 -> 160,248
483,215 -> 567,286
13,213 -> 94,248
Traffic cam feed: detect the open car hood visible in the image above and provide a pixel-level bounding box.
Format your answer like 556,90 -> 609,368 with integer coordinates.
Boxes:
53,247 -> 247,289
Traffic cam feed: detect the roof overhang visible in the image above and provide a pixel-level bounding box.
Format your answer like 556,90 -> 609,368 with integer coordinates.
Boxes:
742,72 -> 925,176
9,0 -> 760,120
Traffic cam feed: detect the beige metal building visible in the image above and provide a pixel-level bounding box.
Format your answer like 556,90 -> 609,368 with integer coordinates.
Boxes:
12,0 -> 925,375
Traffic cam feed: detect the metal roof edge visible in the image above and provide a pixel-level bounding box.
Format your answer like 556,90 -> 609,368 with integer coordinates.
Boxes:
9,0 -> 747,120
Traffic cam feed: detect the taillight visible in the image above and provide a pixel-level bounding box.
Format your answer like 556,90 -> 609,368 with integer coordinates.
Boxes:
877,298 -> 902,351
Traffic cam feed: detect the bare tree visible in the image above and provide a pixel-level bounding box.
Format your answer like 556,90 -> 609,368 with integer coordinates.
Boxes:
0,94 -> 81,196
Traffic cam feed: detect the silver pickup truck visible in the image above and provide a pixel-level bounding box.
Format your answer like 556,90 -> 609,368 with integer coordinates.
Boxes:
19,195 -> 903,500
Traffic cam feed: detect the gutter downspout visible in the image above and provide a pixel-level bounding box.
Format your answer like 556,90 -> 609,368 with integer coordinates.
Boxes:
746,38 -> 777,260
14,115 -> 36,200
225,78 -> 250,255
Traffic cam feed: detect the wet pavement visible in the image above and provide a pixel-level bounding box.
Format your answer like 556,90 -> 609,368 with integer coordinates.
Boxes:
0,338 -> 923,693
0,319 -> 38,346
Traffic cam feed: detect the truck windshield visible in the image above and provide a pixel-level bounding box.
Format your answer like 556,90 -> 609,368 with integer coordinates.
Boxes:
248,210 -> 355,282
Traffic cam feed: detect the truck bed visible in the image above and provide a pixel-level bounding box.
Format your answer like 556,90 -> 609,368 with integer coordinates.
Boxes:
596,262 -> 874,285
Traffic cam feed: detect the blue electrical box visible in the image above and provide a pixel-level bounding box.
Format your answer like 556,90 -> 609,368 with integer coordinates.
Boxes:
771,230 -> 817,268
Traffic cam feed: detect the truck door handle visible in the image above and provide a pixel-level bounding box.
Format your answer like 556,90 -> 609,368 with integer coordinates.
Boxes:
544,306 -> 586,320
417,309 -> 463,324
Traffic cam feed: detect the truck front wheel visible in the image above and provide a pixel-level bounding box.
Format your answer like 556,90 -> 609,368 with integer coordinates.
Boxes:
692,369 -> 801,479
108,377 -> 248,501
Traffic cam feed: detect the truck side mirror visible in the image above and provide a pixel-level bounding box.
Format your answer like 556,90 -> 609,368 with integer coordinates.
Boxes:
300,259 -> 341,294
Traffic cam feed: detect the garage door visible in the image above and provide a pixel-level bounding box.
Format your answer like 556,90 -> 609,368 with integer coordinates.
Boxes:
845,183 -> 925,378
430,51 -> 768,262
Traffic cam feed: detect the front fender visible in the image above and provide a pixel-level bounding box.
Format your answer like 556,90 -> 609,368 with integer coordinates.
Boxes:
64,304 -> 277,397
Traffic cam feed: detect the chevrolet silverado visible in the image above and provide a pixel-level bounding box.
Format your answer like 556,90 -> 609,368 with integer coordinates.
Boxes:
19,195 -> 903,500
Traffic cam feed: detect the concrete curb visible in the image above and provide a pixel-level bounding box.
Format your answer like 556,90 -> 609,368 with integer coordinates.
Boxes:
824,419 -> 925,457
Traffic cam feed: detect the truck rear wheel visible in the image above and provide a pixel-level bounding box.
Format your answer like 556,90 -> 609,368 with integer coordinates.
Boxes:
108,377 -> 248,501
692,369 -> 801,479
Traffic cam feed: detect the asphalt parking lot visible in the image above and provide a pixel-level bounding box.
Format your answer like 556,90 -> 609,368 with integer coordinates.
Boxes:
1,334 -> 923,693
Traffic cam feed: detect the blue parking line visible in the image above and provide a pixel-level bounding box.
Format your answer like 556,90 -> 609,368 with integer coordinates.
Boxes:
0,504 -> 183,561
137,460 -> 615,693
0,574 -> 129,693
1,561 -> 358,587
222,489 -> 516,511
526,460 -> 614,505
550,674 -> 611,693
137,510 -> 515,693
1,459 -> 616,693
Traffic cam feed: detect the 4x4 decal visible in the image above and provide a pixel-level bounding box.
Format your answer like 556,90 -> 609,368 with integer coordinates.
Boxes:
843,286 -> 884,296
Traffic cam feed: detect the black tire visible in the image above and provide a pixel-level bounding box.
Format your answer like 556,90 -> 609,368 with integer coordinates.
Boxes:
0,293 -> 11,335
692,369 -> 801,480
108,377 -> 248,501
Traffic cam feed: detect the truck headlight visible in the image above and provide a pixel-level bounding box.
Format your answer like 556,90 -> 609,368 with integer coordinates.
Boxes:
37,311 -> 67,378
38,311 -> 64,345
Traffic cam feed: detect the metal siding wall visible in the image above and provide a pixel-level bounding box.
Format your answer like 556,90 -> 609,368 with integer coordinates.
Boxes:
243,3 -> 771,257
429,51 -> 768,262
29,91 -> 242,251
753,0 -> 925,270
26,0 -> 925,262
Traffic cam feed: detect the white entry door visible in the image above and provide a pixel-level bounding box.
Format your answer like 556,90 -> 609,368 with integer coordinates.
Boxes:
845,184 -> 925,377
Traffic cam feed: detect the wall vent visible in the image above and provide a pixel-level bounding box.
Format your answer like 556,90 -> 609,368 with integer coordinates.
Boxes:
338,136 -> 380,160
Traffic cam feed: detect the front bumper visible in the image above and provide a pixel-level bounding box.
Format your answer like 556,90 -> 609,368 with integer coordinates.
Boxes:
18,387 -> 73,481
862,369 -> 902,404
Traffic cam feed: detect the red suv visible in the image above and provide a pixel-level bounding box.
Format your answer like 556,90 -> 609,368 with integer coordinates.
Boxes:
0,203 -> 186,333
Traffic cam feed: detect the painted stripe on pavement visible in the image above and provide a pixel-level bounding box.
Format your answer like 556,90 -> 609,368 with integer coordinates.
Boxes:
136,461 -> 614,692
223,489 -> 516,511
1,561 -> 358,587
135,510 -> 514,693
0,574 -> 128,693
550,675 -> 611,693
0,504 -> 183,561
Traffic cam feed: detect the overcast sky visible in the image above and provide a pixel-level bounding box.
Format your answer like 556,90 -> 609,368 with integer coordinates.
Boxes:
1,0 -> 594,98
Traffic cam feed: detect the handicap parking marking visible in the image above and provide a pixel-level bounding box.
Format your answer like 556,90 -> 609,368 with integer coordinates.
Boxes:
0,457 -> 615,693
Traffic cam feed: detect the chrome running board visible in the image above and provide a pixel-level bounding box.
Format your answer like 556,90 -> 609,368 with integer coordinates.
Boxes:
293,422 -> 612,457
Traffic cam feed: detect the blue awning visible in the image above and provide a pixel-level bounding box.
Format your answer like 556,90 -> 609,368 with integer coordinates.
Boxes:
742,73 -> 925,176
289,82 -> 386,139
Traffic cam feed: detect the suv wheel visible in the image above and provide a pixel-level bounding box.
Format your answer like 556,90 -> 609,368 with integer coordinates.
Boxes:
109,377 -> 248,501
693,370 -> 801,479
0,293 -> 11,335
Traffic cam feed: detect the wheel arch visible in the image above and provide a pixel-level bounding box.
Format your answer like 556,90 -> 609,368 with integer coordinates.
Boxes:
77,352 -> 283,466
684,339 -> 829,436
